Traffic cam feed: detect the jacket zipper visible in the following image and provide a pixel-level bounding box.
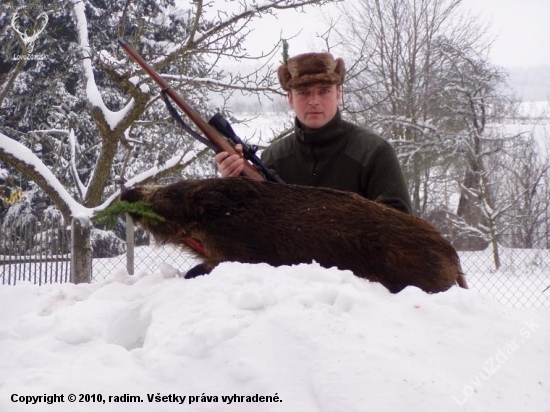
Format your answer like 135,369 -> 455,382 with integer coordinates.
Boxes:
310,146 -> 319,177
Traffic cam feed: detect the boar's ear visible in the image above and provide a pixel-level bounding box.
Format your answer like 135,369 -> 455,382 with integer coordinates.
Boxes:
193,190 -> 243,217
120,186 -> 142,203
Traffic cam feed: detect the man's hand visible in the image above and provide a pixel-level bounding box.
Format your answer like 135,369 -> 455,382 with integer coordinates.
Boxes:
214,144 -> 245,177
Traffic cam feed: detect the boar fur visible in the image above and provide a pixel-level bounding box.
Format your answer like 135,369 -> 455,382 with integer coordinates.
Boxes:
121,177 -> 468,293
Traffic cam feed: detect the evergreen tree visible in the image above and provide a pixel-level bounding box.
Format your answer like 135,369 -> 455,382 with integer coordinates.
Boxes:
0,0 -> 331,258
1,0 -> 330,220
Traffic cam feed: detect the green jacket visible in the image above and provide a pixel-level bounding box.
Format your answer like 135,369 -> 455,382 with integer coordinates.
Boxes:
261,110 -> 412,214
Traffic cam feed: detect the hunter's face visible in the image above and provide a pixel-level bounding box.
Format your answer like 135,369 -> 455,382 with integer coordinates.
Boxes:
288,84 -> 342,129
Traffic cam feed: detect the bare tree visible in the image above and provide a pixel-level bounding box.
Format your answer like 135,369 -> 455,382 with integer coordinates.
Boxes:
496,131 -> 550,249
0,0 -> 332,224
328,0 -> 496,216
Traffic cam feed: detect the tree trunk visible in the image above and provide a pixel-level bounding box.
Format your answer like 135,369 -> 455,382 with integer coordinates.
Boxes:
488,217 -> 501,270
126,214 -> 135,276
71,217 -> 92,283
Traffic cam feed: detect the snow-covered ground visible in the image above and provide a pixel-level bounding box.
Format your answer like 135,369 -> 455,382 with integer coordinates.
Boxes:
89,244 -> 550,309
1,254 -> 549,412
1,105 -> 548,411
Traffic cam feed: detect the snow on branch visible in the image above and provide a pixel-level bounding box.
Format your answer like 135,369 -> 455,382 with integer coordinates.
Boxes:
68,129 -> 87,200
94,146 -> 209,218
0,132 -> 91,222
71,0 -> 134,131
122,149 -> 204,190
160,74 -> 281,94
374,115 -> 443,141
149,0 -> 328,66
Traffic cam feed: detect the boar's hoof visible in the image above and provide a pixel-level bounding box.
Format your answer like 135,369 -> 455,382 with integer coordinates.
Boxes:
185,263 -> 213,279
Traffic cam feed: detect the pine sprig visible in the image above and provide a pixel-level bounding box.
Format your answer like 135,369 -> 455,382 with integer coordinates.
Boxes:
94,200 -> 166,229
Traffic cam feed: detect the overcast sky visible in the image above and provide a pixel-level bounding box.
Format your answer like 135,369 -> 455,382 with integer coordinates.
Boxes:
462,0 -> 550,67
246,0 -> 550,69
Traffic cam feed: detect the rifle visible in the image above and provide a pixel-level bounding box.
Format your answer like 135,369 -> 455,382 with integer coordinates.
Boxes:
117,38 -> 284,184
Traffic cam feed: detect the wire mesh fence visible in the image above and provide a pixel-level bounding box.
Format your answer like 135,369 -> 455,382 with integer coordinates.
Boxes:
460,247 -> 550,309
92,242 -> 198,282
1,219 -> 549,309
96,241 -> 549,309
1,220 -> 71,285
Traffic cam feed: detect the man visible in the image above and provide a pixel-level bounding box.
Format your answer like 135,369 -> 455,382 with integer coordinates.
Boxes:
215,52 -> 412,214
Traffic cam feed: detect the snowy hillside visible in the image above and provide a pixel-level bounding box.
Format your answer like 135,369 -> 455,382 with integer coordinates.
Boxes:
1,262 -> 549,411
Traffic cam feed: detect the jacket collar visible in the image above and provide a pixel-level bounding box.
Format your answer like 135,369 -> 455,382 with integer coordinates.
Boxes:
294,110 -> 344,146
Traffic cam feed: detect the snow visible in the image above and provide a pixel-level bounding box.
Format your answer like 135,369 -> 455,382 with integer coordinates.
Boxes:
0,127 -> 200,221
518,101 -> 550,118
1,3 -> 549,409
1,260 -> 549,411
121,149 -> 200,188
0,132 -> 90,219
71,1 -> 135,131
487,121 -> 550,161
231,110 -> 294,146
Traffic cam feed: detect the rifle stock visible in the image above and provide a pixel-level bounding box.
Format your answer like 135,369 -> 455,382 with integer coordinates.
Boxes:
117,38 -> 265,181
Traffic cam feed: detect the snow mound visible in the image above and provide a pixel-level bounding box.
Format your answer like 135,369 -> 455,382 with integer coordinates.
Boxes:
0,262 -> 548,411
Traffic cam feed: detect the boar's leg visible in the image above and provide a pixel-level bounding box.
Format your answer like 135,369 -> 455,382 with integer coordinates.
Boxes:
184,262 -> 213,279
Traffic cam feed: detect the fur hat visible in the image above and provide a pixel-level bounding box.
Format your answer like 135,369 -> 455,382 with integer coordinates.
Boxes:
277,52 -> 346,91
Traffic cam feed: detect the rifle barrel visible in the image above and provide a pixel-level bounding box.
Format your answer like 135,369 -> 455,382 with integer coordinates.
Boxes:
117,38 -> 265,181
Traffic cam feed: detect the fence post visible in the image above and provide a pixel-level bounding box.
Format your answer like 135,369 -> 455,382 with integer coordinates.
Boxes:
70,217 -> 92,283
126,214 -> 134,275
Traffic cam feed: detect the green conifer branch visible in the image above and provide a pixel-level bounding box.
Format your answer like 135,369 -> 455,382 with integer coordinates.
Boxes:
94,200 -> 166,229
